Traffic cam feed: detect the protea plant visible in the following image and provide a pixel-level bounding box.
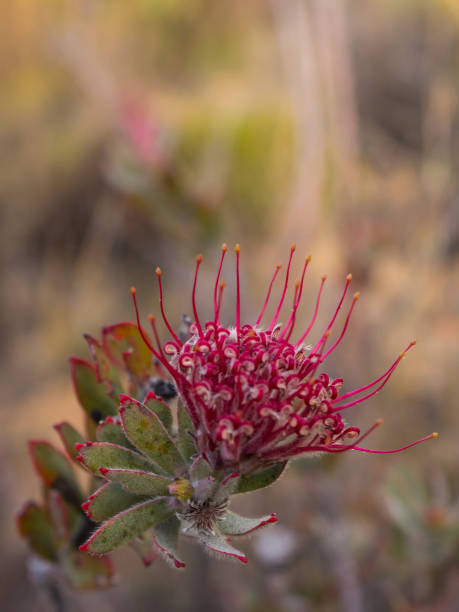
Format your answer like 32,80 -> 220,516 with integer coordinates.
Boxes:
18,244 -> 437,582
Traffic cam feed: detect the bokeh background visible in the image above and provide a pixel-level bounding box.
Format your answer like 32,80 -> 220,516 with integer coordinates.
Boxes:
2,1 -> 459,610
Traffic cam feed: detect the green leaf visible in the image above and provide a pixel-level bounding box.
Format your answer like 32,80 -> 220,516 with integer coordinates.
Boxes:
65,502 -> 83,532
189,455 -> 212,482
100,468 -> 171,496
120,397 -> 185,477
54,422 -> 86,463
217,510 -> 277,536
47,490 -> 71,543
17,502 -> 57,561
62,551 -> 114,589
130,530 -> 157,567
84,333 -> 124,399
102,322 -> 153,379
96,418 -> 134,449
44,489 -> 81,535
70,358 -> 118,427
236,462 -> 286,494
144,394 -> 172,433
29,440 -> 82,504
177,401 -> 196,461
154,515 -> 185,568
78,442 -> 158,475
85,482 -> 147,522
213,473 -> 240,503
199,532 -> 247,564
81,499 -> 175,555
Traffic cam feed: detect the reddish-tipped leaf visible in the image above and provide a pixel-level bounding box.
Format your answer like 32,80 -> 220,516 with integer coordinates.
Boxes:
54,422 -> 86,463
99,468 -> 171,496
17,502 -> 57,561
236,463 -> 286,494
80,499 -> 174,555
70,357 -> 118,425
154,516 -> 186,568
96,417 -> 134,449
77,442 -> 157,475
83,481 -> 147,522
144,392 -> 173,433
199,532 -> 248,564
119,397 -> 186,477
102,322 -> 153,379
29,440 -> 82,504
217,510 -> 277,536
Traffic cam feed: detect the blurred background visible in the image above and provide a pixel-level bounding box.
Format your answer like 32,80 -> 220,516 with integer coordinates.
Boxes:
2,0 -> 459,610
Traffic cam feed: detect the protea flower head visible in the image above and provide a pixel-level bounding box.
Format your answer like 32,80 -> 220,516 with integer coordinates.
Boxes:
136,244 -> 437,466
73,243 -> 437,567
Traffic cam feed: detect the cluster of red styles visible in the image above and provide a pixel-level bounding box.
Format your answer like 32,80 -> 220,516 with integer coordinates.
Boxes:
131,244 -> 437,472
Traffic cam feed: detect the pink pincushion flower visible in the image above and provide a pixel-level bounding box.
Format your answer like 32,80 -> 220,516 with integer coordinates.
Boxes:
131,244 -> 437,474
